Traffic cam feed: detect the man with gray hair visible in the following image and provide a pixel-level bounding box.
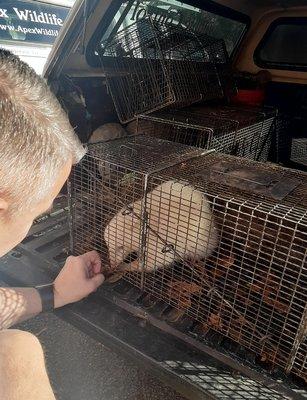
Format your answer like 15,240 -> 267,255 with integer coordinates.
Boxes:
0,49 -> 104,399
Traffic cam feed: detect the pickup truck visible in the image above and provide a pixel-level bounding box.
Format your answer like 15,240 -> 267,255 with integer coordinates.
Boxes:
1,1 -> 306,399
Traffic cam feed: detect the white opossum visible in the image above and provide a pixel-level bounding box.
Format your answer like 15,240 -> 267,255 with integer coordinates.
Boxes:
89,123 -> 127,143
104,181 -> 219,273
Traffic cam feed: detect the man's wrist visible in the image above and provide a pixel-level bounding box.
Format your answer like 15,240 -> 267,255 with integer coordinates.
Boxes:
53,282 -> 69,309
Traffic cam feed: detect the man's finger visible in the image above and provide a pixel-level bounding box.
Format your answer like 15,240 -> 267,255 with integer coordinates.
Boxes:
83,251 -> 101,272
91,273 -> 105,289
92,261 -> 102,274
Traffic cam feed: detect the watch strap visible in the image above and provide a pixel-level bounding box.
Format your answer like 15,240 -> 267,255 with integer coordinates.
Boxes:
35,283 -> 54,312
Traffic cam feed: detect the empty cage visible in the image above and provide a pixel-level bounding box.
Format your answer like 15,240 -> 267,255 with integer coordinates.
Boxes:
99,17 -> 230,123
69,137 -> 307,382
136,105 -> 277,161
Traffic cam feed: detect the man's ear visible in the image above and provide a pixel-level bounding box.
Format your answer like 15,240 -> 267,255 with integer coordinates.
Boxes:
0,198 -> 9,213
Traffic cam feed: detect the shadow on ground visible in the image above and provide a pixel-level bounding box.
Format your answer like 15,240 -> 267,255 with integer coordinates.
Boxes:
17,313 -> 186,400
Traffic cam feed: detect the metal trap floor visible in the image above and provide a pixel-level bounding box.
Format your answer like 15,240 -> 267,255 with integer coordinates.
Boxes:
0,196 -> 306,400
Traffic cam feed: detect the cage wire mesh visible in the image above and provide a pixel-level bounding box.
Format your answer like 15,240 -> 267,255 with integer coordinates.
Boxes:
69,136 -> 307,382
136,105 -> 277,161
99,16 -> 230,123
291,138 -> 307,167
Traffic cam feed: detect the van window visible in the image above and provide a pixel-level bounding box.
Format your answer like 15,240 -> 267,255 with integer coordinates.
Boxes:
98,0 -> 247,57
0,1 -> 71,45
255,18 -> 307,71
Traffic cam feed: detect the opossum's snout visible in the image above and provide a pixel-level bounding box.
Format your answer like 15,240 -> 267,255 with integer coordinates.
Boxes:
117,251 -> 140,272
109,245 -> 139,271
123,251 -> 139,265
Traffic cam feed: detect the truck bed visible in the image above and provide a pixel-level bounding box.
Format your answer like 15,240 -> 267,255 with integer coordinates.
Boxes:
0,196 -> 306,400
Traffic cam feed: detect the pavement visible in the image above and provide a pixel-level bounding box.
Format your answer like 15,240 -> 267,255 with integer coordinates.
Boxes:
3,286 -> 186,400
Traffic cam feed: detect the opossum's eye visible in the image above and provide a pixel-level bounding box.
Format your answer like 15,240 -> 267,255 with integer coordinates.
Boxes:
123,251 -> 139,264
161,244 -> 175,254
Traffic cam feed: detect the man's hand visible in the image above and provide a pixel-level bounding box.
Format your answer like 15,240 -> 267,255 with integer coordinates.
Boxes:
0,252 -> 104,329
53,251 -> 104,308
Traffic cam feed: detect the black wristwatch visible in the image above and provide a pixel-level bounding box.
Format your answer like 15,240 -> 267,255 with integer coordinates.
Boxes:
35,283 -> 54,312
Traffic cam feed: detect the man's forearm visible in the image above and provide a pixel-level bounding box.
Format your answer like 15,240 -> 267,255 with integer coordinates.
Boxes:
0,287 -> 42,329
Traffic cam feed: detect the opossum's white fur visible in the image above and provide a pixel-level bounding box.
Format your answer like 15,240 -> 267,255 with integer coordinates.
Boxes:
89,123 -> 127,143
104,181 -> 219,272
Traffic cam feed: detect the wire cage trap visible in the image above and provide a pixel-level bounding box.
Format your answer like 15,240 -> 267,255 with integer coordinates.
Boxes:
69,135 -> 205,268
291,138 -> 307,167
136,105 -> 277,161
99,16 -> 230,123
69,135 -> 307,382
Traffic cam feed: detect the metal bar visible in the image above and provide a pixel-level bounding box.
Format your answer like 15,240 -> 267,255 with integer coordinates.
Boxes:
139,113 -> 216,134
139,173 -> 149,290
286,302 -> 307,373
67,180 -> 75,255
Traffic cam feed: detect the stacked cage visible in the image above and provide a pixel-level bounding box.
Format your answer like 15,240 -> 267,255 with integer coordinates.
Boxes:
70,135 -> 307,382
98,15 -> 278,163
136,105 -> 277,161
99,16 -> 230,123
